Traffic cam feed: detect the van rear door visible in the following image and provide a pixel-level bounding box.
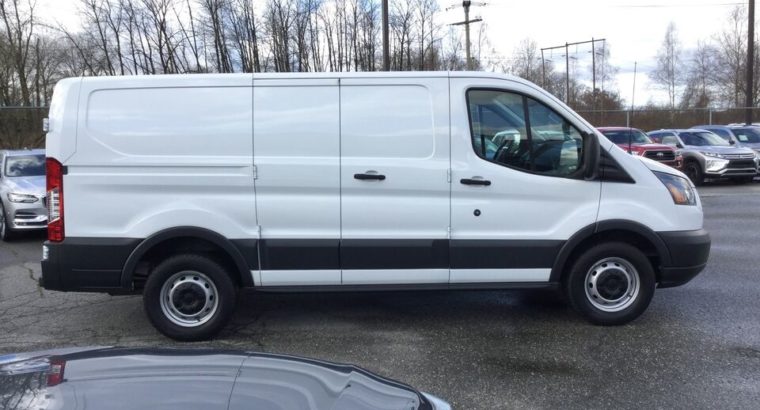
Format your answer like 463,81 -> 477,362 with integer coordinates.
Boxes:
339,77 -> 450,284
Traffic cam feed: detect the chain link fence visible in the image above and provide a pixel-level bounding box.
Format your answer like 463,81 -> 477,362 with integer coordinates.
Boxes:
577,107 -> 760,131
0,107 -> 49,150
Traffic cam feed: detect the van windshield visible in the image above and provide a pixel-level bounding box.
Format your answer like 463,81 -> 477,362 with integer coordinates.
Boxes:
4,154 -> 45,177
678,131 -> 730,147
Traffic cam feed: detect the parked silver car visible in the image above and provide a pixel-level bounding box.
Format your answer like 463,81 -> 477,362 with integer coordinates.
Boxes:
648,129 -> 759,185
0,149 -> 47,240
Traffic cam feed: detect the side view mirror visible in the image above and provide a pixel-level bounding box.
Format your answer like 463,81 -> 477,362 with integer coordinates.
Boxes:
729,139 -> 736,145
583,132 -> 600,180
676,143 -> 684,149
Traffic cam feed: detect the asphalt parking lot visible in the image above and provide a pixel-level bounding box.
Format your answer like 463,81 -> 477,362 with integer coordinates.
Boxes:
2,183 -> 760,409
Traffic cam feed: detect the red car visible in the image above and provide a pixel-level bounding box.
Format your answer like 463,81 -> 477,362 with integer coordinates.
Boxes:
597,127 -> 683,169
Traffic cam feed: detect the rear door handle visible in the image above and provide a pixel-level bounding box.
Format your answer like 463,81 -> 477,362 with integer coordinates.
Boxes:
354,173 -> 386,181
460,178 -> 491,186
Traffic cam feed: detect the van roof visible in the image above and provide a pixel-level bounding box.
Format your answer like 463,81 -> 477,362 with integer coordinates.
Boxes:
74,71 -> 531,85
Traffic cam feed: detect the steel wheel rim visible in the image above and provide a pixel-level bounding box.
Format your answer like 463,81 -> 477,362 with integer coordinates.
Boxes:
159,271 -> 219,327
584,257 -> 640,312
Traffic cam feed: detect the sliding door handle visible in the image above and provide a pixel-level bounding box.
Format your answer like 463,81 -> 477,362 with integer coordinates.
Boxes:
354,172 -> 386,181
460,178 -> 491,186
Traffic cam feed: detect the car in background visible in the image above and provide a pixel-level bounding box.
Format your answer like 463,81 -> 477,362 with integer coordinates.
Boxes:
0,149 -> 47,240
692,125 -> 760,153
0,347 -> 451,410
597,127 -> 682,169
648,129 -> 758,185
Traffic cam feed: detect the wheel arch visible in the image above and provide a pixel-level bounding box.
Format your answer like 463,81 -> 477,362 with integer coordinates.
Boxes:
121,226 -> 255,290
550,220 -> 671,283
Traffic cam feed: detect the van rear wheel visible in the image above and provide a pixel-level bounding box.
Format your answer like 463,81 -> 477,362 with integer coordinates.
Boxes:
565,242 -> 655,326
143,254 -> 237,341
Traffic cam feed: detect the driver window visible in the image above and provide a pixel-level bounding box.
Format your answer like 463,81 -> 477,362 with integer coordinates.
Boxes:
467,89 -> 584,177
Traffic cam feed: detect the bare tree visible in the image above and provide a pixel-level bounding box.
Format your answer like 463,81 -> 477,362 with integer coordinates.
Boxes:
713,5 -> 748,107
0,0 -> 36,105
650,22 -> 683,109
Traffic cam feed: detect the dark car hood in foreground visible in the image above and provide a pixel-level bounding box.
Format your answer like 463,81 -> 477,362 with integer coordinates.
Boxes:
0,347 -> 449,410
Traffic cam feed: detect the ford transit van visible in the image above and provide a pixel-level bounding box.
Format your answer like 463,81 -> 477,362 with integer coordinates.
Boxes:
41,72 -> 710,341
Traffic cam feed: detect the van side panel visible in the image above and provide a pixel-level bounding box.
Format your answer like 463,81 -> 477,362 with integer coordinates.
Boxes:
253,79 -> 341,286
68,76 -> 256,241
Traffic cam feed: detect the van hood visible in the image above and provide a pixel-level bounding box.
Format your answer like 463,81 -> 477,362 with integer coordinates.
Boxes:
1,175 -> 45,195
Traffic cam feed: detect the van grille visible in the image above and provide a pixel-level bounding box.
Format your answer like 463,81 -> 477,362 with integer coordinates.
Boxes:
643,150 -> 676,161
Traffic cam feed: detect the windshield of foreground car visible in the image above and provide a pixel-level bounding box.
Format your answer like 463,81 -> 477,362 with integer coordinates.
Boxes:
4,154 -> 45,177
600,129 -> 653,145
678,131 -> 730,147
733,127 -> 760,143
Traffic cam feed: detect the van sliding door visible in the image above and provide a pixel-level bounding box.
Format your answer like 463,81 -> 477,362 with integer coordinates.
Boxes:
339,77 -> 451,284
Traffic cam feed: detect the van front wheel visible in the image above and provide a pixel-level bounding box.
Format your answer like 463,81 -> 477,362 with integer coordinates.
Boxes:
143,254 -> 237,341
565,242 -> 655,326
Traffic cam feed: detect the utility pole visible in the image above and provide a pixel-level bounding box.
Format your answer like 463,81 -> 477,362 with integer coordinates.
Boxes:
592,37 -> 596,113
541,48 -> 546,87
447,1 -> 485,70
630,61 -> 637,128
565,43 -> 570,104
382,0 -> 390,71
541,39 -> 605,105
746,0 -> 755,124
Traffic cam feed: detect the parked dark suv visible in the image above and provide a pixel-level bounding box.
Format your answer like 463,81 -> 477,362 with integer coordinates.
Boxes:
693,125 -> 760,154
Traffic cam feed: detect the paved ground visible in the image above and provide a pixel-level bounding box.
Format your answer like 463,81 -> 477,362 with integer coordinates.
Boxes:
1,183 -> 760,409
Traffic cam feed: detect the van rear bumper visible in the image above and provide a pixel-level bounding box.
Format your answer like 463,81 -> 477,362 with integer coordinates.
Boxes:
41,238 -> 140,292
656,229 -> 711,288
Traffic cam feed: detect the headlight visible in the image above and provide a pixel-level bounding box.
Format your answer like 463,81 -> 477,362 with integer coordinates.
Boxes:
700,151 -> 725,158
653,171 -> 697,206
7,192 -> 38,203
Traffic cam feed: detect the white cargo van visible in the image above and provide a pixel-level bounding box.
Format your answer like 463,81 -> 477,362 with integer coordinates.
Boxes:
42,72 -> 710,341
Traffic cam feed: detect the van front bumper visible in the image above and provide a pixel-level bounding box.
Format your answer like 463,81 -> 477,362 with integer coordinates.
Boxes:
657,229 -> 711,288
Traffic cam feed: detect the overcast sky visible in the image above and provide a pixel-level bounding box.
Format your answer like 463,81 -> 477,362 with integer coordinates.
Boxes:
37,0 -> 751,106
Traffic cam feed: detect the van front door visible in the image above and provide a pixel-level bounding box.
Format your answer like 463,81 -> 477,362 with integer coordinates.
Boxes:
449,78 -> 601,284
339,78 -> 450,284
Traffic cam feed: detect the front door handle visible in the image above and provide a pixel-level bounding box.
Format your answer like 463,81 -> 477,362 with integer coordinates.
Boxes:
460,178 -> 491,186
354,172 -> 386,181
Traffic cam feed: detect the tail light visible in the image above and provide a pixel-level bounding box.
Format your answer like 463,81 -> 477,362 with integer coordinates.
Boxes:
46,158 -> 64,242
46,357 -> 66,387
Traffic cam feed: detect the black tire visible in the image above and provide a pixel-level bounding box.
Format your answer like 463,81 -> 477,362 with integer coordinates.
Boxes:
564,242 -> 656,326
0,202 -> 12,241
143,254 -> 237,341
684,161 -> 704,186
